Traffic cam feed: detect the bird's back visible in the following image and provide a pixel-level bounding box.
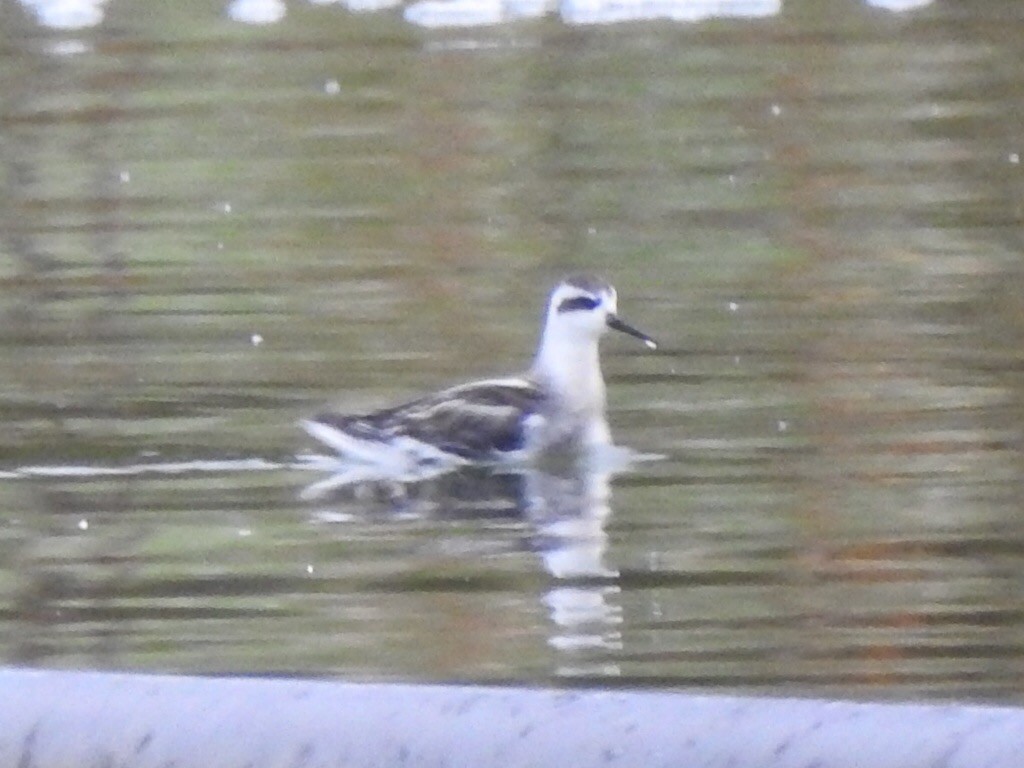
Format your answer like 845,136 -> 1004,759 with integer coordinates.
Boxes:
306,377 -> 547,463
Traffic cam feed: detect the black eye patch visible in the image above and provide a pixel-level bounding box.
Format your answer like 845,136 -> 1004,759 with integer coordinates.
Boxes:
557,295 -> 601,313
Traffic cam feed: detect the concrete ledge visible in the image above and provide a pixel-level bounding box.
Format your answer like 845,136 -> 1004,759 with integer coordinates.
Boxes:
1,667 -> 1022,768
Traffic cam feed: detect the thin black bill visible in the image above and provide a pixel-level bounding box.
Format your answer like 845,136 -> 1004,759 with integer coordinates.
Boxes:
607,315 -> 657,349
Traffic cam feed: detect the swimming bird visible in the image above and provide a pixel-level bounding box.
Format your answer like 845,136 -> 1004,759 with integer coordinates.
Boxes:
302,274 -> 656,468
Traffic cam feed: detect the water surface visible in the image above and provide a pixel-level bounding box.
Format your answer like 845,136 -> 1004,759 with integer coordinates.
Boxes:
2,0 -> 1024,703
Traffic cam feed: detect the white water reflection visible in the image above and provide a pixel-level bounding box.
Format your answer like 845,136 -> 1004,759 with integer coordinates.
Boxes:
400,0 -> 933,26
399,0 -> 929,26
561,0 -> 779,25
867,0 -> 931,10
18,0 -> 107,29
403,0 -> 509,27
226,0 -> 287,24
15,0 -> 930,32
403,0 -> 779,26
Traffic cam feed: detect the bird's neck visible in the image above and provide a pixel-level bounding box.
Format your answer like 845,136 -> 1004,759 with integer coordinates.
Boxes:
532,329 -> 606,414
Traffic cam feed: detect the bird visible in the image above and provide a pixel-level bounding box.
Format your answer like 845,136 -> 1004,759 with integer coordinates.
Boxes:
301,274 -> 657,469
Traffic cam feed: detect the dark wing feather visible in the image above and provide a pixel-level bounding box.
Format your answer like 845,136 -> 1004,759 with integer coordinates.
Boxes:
312,379 -> 546,460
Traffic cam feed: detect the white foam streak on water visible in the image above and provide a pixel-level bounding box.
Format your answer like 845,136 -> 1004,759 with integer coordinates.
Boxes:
0,446 -> 659,486
0,458 -> 285,480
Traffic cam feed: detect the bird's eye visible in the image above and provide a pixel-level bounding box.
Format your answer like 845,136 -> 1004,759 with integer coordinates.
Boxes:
557,295 -> 601,313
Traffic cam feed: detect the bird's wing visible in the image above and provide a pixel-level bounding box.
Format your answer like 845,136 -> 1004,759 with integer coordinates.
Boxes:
311,378 -> 546,460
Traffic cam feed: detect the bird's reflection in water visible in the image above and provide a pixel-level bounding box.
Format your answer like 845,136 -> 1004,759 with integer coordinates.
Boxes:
302,453 -> 634,674
524,467 -> 623,672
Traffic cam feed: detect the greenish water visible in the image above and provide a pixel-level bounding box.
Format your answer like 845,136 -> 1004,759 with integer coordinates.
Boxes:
2,0 -> 1024,703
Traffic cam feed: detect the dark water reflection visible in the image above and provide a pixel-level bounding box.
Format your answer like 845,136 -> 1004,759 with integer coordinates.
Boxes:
2,0 -> 1024,703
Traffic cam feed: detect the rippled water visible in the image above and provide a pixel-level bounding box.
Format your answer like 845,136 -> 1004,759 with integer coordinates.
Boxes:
2,0 -> 1024,704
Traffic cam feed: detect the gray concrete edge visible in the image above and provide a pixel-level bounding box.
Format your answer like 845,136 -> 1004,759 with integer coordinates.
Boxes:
1,667 -> 1021,768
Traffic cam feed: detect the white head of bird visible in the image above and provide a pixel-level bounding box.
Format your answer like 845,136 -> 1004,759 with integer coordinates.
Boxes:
532,275 -> 656,414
